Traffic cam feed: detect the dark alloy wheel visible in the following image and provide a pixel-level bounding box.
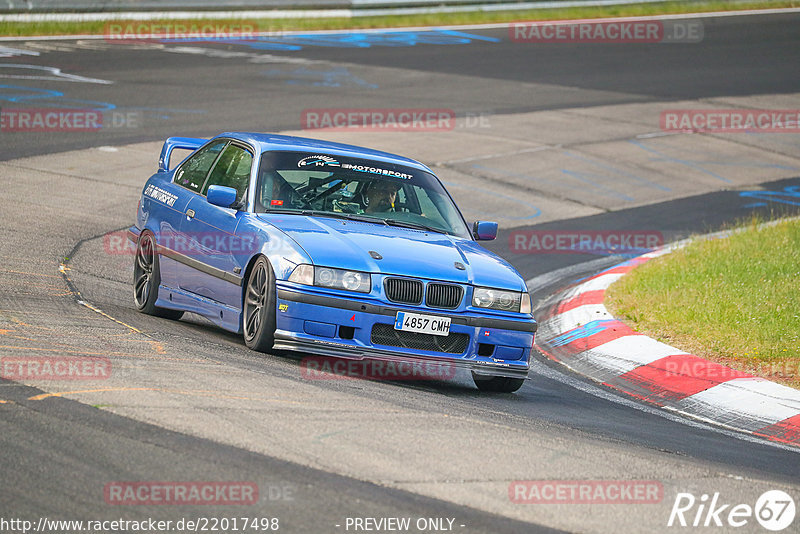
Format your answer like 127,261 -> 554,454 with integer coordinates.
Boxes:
243,256 -> 276,352
133,231 -> 183,320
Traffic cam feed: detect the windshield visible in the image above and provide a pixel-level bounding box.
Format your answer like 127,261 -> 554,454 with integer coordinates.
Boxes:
255,151 -> 471,239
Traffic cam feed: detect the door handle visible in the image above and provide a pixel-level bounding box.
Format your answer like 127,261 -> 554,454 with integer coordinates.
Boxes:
186,209 -> 195,219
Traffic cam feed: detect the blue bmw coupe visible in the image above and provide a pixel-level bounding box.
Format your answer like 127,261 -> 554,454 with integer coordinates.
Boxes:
130,132 -> 536,392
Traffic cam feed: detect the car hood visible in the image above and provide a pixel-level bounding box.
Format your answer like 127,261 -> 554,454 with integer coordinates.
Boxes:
257,214 -> 525,291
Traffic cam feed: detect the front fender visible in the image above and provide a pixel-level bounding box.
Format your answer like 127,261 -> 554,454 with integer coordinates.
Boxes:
237,217 -> 311,283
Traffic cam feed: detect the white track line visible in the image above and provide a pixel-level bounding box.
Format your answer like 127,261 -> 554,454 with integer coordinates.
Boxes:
1,7 -> 799,40
0,0 -> 685,23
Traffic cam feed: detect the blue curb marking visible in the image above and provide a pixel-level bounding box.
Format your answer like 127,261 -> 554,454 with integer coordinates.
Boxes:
549,319 -> 616,347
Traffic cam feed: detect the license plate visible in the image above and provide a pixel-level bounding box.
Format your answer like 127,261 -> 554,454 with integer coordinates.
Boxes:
394,311 -> 451,337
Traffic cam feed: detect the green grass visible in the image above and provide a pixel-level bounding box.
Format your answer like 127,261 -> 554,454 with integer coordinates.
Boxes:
1,1 -> 797,37
606,217 -> 800,388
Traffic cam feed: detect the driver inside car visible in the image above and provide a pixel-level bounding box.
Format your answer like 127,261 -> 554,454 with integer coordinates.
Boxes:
363,181 -> 400,213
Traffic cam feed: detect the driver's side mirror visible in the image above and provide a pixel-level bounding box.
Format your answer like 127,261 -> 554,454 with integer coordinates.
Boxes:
207,185 -> 238,208
473,221 -> 498,241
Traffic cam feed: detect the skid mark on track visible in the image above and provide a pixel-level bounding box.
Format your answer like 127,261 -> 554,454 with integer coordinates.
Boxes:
263,66 -> 378,89
441,180 -> 542,220
0,241 -> 189,405
58,257 -> 166,355
559,169 -> 635,202
0,327 -> 35,342
562,149 -> 670,192
0,344 -> 198,362
78,299 -> 167,355
0,268 -> 61,278
312,427 -> 359,444
629,139 -> 732,183
28,387 -> 308,405
469,163 -> 613,209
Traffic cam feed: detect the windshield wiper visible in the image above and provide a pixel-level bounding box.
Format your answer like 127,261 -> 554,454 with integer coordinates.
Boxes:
307,211 -> 386,224
384,218 -> 447,234
261,208 -> 340,217
294,211 -> 394,226
261,209 -> 385,224
260,210 -> 446,234
342,213 -> 388,224
259,208 -> 303,215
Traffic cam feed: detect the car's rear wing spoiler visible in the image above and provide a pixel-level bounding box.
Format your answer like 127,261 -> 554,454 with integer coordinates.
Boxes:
158,137 -> 207,172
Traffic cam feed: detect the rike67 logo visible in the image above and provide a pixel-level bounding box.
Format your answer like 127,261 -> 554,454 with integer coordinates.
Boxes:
668,490 -> 795,531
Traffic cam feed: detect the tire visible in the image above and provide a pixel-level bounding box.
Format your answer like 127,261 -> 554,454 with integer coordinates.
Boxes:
133,231 -> 184,320
472,372 -> 525,393
243,256 -> 277,352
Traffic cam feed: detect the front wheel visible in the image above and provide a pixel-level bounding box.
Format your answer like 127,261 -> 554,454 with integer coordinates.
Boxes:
133,231 -> 183,320
472,372 -> 525,393
243,256 -> 276,352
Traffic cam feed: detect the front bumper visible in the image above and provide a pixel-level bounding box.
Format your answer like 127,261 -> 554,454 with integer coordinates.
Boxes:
275,285 -> 536,380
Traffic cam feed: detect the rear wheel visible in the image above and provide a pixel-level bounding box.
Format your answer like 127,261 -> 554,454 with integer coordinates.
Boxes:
133,231 -> 183,320
472,372 -> 525,393
243,256 -> 276,352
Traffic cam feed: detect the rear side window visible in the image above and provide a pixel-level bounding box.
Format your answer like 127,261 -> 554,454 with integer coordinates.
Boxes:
174,140 -> 227,192
202,143 -> 253,203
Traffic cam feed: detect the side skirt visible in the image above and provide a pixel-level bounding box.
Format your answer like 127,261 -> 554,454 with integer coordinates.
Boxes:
155,284 -> 242,334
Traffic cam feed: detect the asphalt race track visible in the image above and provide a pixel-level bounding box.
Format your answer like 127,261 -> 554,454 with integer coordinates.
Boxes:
1,10 -> 800,534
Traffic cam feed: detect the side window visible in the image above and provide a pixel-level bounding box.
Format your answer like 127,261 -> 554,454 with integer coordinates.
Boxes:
415,187 -> 450,228
257,169 -> 329,210
174,140 -> 227,192
202,144 -> 253,203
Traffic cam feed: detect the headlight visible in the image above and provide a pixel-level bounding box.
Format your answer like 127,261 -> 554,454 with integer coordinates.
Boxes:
472,287 -> 527,312
288,264 -> 371,293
